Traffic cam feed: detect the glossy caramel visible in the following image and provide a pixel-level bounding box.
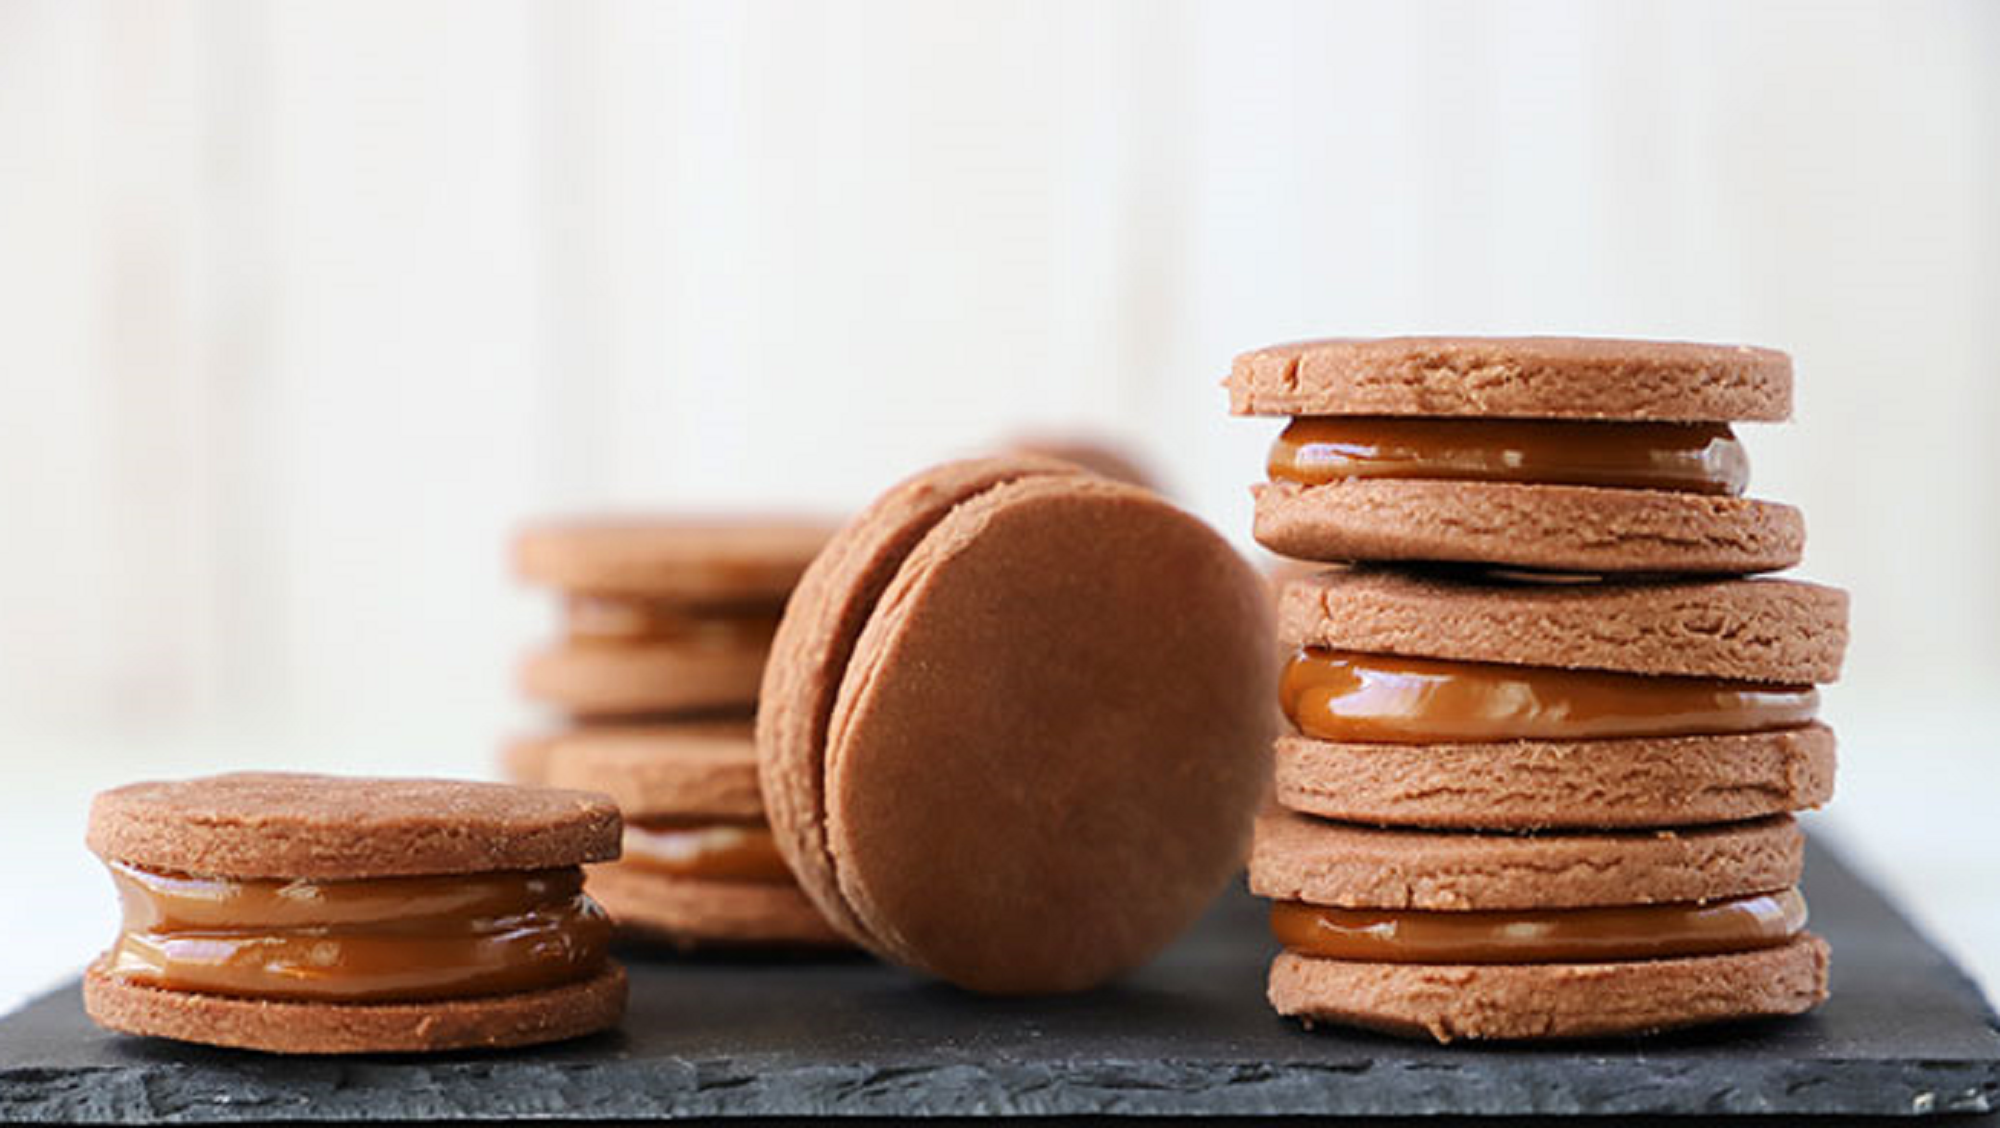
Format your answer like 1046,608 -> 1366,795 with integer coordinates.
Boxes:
621,822 -> 794,884
565,595 -> 783,647
1268,417 -> 1749,495
1271,889 -> 1806,964
104,863 -> 611,1002
1280,649 -> 1817,744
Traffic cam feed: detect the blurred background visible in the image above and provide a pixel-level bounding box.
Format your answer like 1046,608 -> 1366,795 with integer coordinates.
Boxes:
2,0 -> 1995,1012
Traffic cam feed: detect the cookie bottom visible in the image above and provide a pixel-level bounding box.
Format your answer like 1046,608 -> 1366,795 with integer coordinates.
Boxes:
588,863 -> 850,950
1253,478 -> 1803,574
83,961 -> 626,1055
1269,934 -> 1828,1042
518,642 -> 765,717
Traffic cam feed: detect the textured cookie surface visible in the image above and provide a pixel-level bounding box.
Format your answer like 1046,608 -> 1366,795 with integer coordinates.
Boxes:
587,865 -> 848,949
515,517 -> 834,602
1274,726 -> 1835,830
519,641 -> 768,718
1228,336 -> 1791,421
83,961 -> 626,1055
1253,479 -> 1804,575
1279,567 -> 1848,682
1268,935 -> 1827,1042
506,722 -> 764,822
87,773 -> 620,880
1249,811 -> 1801,910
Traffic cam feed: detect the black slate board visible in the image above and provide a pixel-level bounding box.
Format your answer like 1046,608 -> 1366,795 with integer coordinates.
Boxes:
3,836 -> 1996,1123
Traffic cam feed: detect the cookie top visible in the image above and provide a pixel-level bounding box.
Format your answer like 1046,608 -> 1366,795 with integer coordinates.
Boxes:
88,772 -> 621,880
1003,436 -> 1160,491
759,457 -> 1276,994
1279,567 -> 1848,682
505,722 -> 765,823
1228,336 -> 1792,421
513,516 -> 836,601
1250,810 -> 1802,911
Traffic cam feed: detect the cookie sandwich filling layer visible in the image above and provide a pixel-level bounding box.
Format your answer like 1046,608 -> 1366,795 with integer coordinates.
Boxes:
620,822 -> 794,884
1270,888 -> 1807,964
103,862 -> 612,1003
565,595 -> 784,648
1268,417 -> 1749,495
1280,649 -> 1818,743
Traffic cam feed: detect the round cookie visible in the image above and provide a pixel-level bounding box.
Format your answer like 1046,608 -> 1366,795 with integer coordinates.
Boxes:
1249,811 -> 1803,911
88,772 -> 620,880
1278,567 -> 1849,683
1003,435 -> 1160,491
586,866 -> 848,950
1268,936 -> 1829,1042
1273,725 -> 1836,830
758,457 -> 1276,993
1227,336 -> 1792,421
505,721 -> 766,822
514,516 -> 835,603
519,640 -> 768,718
1253,479 -> 1804,575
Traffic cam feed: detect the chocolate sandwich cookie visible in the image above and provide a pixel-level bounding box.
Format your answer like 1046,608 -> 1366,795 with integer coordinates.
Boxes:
1251,811 -> 1827,1041
1272,568 -> 1846,829
84,773 -> 625,1054
758,457 -> 1275,993
507,723 -> 846,949
515,518 -> 833,717
1226,337 -> 1804,573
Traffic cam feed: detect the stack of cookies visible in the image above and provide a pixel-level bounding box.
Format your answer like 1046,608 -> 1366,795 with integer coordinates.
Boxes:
507,518 -> 849,950
1227,337 -> 1849,1041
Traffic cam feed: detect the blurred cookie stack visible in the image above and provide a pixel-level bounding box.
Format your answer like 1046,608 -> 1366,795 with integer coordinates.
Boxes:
508,518 -> 850,950
1227,337 -> 1849,1041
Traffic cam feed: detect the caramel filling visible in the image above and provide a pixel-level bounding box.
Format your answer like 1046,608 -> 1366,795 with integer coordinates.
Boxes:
1281,649 -> 1817,743
1272,889 -> 1806,964
565,595 -> 783,647
621,822 -> 794,884
104,863 -> 611,1003
1268,417 -> 1749,495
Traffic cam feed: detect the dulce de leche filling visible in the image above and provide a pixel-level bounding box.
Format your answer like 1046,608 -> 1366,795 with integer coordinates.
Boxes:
565,594 -> 784,647
1268,417 -> 1749,495
1271,889 -> 1807,964
1281,648 -> 1818,744
104,862 -> 611,1003
621,822 -> 794,884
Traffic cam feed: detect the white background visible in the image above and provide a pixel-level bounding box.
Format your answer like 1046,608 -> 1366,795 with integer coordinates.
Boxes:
2,0 -> 1996,1013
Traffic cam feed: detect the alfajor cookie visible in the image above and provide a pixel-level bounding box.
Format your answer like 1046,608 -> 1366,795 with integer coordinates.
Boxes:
506,722 -> 846,950
1272,567 -> 1846,829
1251,811 -> 1828,1041
84,772 -> 625,1055
1227,337 -> 1804,573
758,457 -> 1275,994
515,517 -> 833,718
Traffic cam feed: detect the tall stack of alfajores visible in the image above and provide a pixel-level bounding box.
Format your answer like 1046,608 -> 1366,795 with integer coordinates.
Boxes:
1228,337 -> 1849,1043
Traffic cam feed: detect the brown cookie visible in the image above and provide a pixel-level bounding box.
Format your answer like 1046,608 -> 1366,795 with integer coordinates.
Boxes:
1279,567 -> 1848,683
88,772 -> 620,880
505,721 -> 764,823
1253,479 -> 1804,575
1227,336 -> 1791,421
83,963 -> 626,1055
1003,436 -> 1160,491
518,640 -> 768,718
1268,936 -> 1828,1042
585,865 -> 849,950
758,457 -> 1276,993
1249,811 -> 1802,911
514,516 -> 835,603
1274,726 -> 1835,831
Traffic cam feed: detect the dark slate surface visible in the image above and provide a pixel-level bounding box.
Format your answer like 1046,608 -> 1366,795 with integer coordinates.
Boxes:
2,836 -> 1996,1123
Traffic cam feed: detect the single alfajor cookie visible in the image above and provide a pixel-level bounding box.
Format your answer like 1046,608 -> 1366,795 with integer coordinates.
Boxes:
1272,567 -> 1846,829
506,722 -> 847,950
84,772 -> 625,1055
758,457 -> 1276,994
515,517 -> 834,718
1250,810 -> 1827,1041
1227,336 -> 1804,573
